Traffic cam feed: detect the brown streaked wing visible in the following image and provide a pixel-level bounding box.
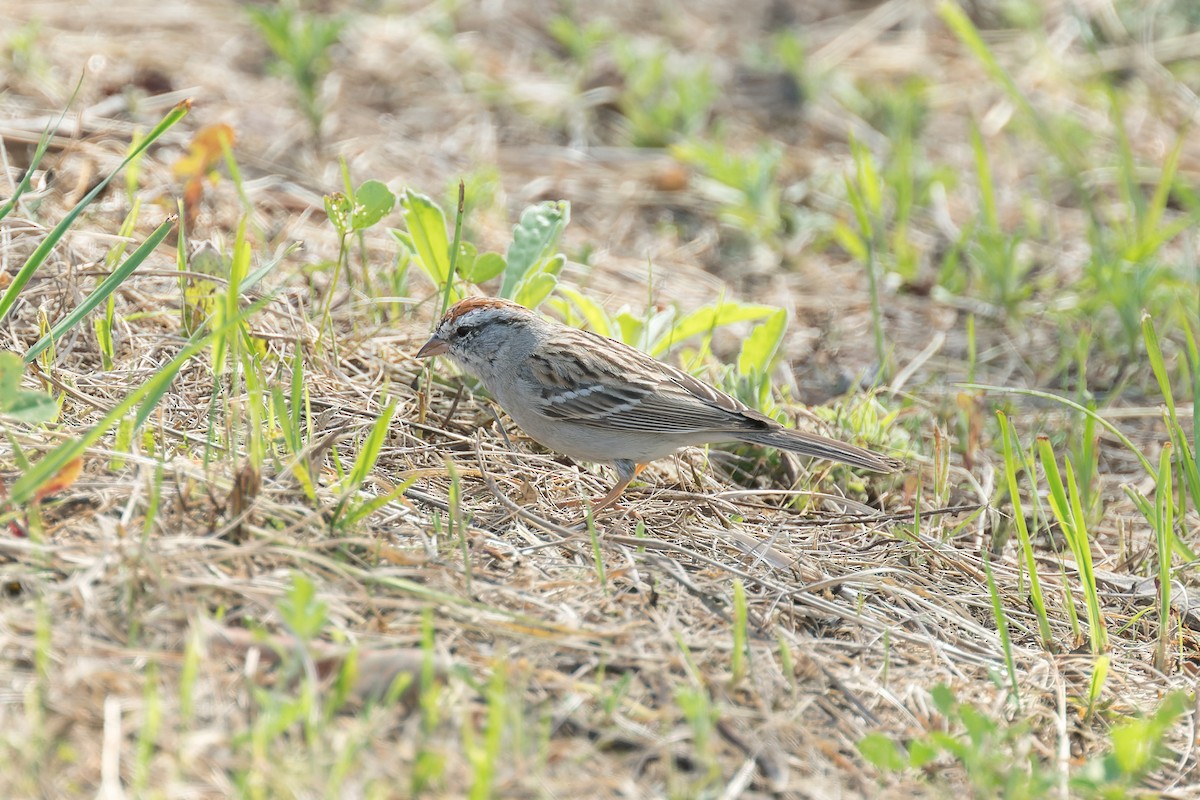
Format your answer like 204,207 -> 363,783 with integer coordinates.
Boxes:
528,328 -> 771,435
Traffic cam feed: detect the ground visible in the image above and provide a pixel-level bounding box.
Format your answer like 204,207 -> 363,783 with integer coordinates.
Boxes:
1,0 -> 1199,798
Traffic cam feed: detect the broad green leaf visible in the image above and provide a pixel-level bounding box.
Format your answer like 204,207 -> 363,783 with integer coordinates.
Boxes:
501,200 -> 569,297
0,353 -> 57,423
401,190 -> 451,286
555,286 -> 614,338
857,733 -> 906,772
463,251 -> 505,284
930,684 -> 956,716
0,352 -> 22,398
651,302 -> 776,356
737,308 -> 787,374
325,191 -> 353,237
514,272 -> 558,309
391,229 -> 415,255
615,312 -> 644,347
454,241 -> 477,278
351,180 -> 396,231
537,252 -> 566,280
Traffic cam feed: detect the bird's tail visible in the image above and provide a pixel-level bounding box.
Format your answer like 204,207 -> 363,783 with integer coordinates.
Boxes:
735,428 -> 904,473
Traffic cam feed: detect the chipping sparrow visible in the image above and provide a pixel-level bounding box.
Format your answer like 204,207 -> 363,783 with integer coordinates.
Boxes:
417,297 -> 903,508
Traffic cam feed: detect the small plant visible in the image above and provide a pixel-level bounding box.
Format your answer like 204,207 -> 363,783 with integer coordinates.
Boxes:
412,610 -> 447,795
672,683 -> 722,795
859,686 -> 1189,798
0,102 -> 276,512
671,138 -> 785,247
995,412 -> 1054,651
837,135 -> 892,380
323,170 -> 397,330
612,39 -> 717,147
271,343 -> 318,502
948,123 -> 1034,314
1038,436 -> 1107,654
1077,116 -> 1196,359
464,660 -> 509,800
0,353 -> 57,425
2,20 -> 47,77
277,571 -> 329,644
247,1 -> 346,139
545,14 -> 612,72
391,190 -> 567,315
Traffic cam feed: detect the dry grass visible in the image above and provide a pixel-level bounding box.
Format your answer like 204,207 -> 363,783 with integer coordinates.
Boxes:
2,0 -> 1200,797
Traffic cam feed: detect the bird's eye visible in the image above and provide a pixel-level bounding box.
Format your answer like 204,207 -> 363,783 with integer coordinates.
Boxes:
451,323 -> 478,341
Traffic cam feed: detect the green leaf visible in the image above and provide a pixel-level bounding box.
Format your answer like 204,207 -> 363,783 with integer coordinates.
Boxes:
346,401 -> 397,490
833,220 -> 869,263
454,241 -> 478,277
857,733 -> 907,772
463,251 -> 505,284
0,109 -> 58,221
555,286 -> 615,338
401,190 -> 452,287
1142,313 -> 1175,419
513,272 -> 558,309
0,353 -> 57,423
651,302 -> 777,356
907,738 -> 940,768
0,352 -> 24,399
615,312 -> 645,347
851,135 -> 883,217
351,180 -> 396,231
391,229 -> 415,255
737,308 -> 787,375
325,191 -> 353,237
931,684 -> 956,716
501,201 -> 569,297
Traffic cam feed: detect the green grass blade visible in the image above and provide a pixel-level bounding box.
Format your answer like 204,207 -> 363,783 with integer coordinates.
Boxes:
0,119 -> 58,221
1154,443 -> 1173,672
996,412 -> 1053,649
8,294 -> 270,506
1142,313 -> 1176,421
443,180 -> 465,316
963,383 -> 1157,478
1064,458 -> 1106,653
1037,438 -> 1106,654
0,100 -> 190,325
983,555 -> 1019,709
23,216 -> 177,363
346,400 -> 397,489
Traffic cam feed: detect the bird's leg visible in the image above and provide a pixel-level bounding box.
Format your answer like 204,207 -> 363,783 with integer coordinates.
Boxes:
563,461 -> 646,511
590,465 -> 648,510
589,461 -> 646,511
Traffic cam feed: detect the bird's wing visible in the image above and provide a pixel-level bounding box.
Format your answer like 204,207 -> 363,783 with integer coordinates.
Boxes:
526,328 -> 772,435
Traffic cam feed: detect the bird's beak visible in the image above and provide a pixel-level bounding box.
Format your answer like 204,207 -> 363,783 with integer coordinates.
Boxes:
416,335 -> 449,358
